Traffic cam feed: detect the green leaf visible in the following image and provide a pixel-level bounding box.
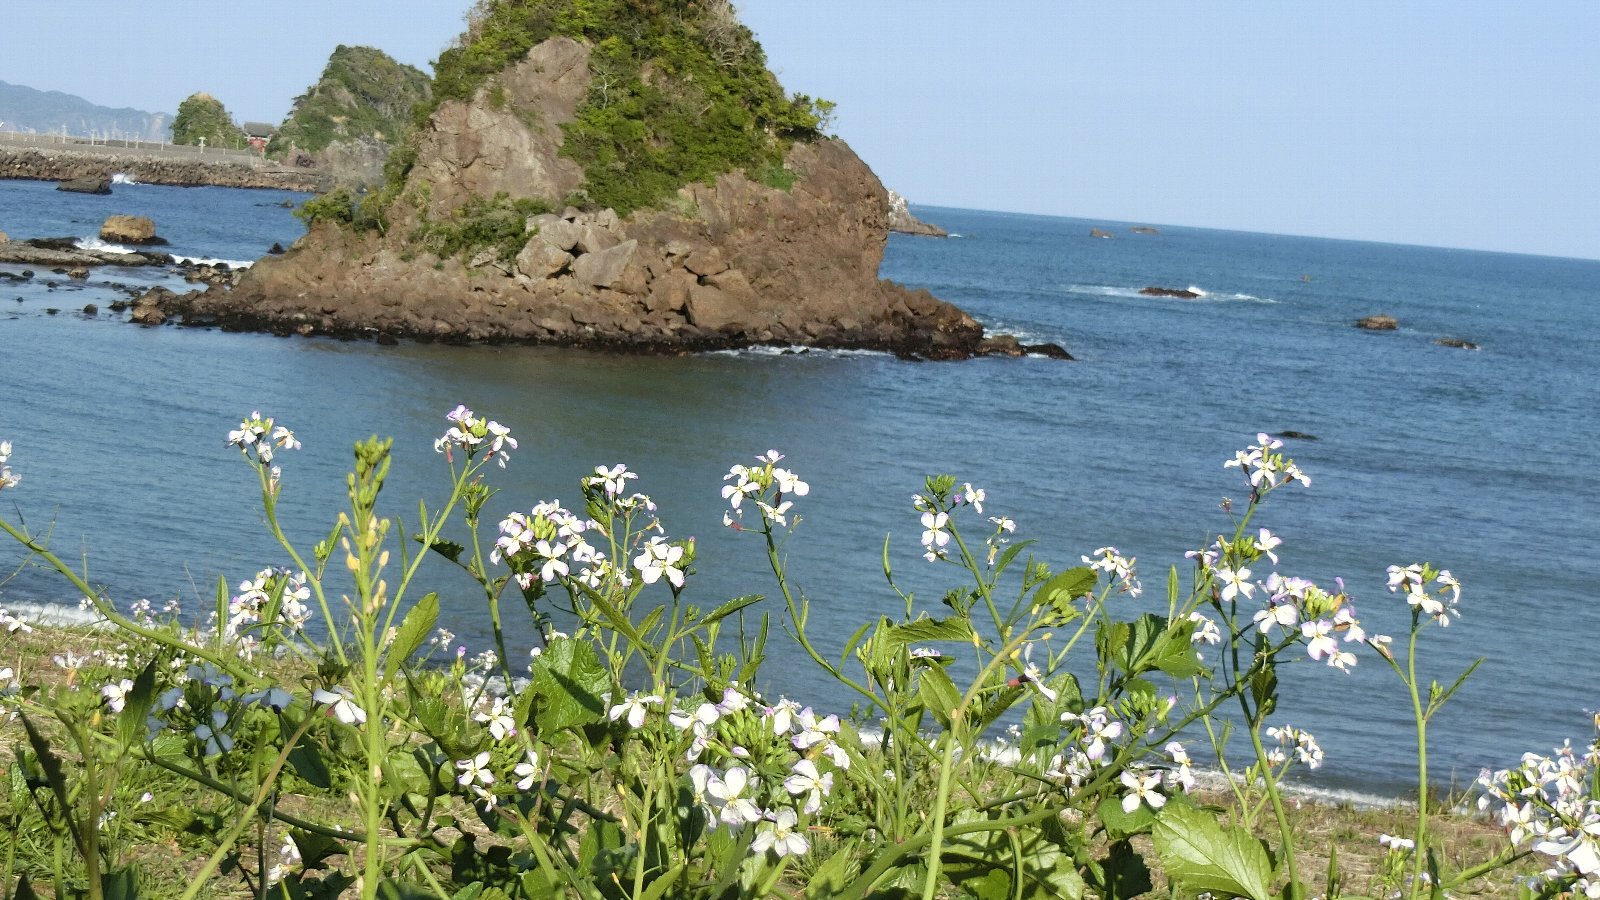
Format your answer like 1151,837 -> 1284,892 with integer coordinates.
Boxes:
287,743 -> 333,790
100,867 -> 139,900
917,666 -> 962,731
116,658 -> 160,747
423,536 -> 465,564
637,863 -> 686,900
1035,566 -> 1097,613
1152,800 -> 1277,900
385,592 -> 439,678
992,539 -> 1034,576
696,594 -> 762,628
1097,795 -> 1157,840
804,845 -> 858,898
530,638 -> 609,734
885,616 -> 974,649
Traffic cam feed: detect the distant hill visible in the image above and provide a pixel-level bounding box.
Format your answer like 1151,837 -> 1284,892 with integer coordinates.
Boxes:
0,80 -> 169,140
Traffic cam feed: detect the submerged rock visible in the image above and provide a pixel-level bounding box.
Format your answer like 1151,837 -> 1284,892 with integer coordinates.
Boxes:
1435,336 -> 1479,350
1356,315 -> 1399,330
1140,286 -> 1201,299
57,176 -> 112,195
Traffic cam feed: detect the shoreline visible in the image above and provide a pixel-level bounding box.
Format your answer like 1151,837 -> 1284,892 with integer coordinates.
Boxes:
0,139 -> 329,192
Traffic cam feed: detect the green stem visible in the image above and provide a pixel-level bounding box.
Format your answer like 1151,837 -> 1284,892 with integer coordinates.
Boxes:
178,716 -> 313,900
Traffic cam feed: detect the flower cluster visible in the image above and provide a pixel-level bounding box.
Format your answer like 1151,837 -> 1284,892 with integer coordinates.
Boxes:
226,412 -> 300,465
1223,432 -> 1310,493
722,450 -> 809,530
1386,563 -> 1461,626
434,405 -> 517,468
580,464 -> 656,512
1265,724 -> 1324,769
1083,546 -> 1141,597
606,685 -> 847,860
1049,706 -> 1127,788
0,440 -> 18,492
1479,735 -> 1600,896
222,567 -> 313,655
493,501 -> 612,591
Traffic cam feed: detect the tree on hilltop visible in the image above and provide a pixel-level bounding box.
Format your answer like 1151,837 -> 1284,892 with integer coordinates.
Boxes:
171,92 -> 248,148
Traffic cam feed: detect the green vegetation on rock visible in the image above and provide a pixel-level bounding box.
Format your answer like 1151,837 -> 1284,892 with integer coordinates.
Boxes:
410,191 -> 554,261
170,92 -> 248,148
410,0 -> 835,216
267,45 -> 432,158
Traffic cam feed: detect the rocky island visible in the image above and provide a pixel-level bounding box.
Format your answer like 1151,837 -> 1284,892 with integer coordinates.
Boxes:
152,0 -> 1059,360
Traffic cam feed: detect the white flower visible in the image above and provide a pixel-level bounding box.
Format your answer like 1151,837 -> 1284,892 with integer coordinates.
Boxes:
456,751 -> 495,788
513,749 -> 541,790
634,537 -> 686,589
1120,770 -> 1166,813
955,483 -> 985,512
312,687 -> 367,726
474,696 -> 517,741
608,693 -> 662,729
751,807 -> 809,857
1215,566 -> 1254,602
708,767 -> 763,828
0,440 -> 17,491
587,464 -> 637,497
101,679 -> 135,713
772,467 -> 809,497
783,759 -> 834,815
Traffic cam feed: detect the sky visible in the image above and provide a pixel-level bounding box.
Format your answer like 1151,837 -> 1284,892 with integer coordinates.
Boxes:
1,1 -> 1596,260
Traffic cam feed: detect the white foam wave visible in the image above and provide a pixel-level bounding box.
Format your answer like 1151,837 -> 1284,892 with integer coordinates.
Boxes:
1065,284 -> 1276,304
75,237 -> 138,255
705,345 -> 888,359
110,172 -> 141,185
0,600 -> 104,628
171,254 -> 255,269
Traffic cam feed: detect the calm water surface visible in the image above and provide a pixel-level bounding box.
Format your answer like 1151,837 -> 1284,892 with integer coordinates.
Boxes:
2,181 -> 1597,796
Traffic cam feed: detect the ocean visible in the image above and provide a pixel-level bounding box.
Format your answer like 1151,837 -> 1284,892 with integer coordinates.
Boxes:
1,177 -> 1597,798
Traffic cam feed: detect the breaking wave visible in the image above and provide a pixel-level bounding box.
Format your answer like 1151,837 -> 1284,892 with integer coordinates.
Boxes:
1065,283 -> 1277,304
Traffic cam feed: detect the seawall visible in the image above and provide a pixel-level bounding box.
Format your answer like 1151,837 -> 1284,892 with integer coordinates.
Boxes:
0,134 -> 328,192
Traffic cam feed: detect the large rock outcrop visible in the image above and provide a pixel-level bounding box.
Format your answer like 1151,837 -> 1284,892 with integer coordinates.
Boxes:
182,26 -> 1006,359
887,190 -> 948,238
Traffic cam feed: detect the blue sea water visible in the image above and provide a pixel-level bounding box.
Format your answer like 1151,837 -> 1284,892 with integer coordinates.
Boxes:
1,180 -> 1597,797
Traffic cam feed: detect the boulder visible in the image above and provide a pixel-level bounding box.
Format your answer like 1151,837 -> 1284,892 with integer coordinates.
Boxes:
1356,315 -> 1398,331
100,215 -> 166,245
57,177 -> 112,195
1435,336 -> 1479,350
529,216 -> 584,252
1130,226 -> 1159,235
571,239 -> 637,288
515,238 -> 573,279
573,224 -> 618,255
67,267 -> 88,280
1090,227 -> 1113,239
683,247 -> 729,277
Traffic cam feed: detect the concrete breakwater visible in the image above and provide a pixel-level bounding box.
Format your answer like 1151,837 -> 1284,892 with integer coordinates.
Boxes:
0,134 -> 328,192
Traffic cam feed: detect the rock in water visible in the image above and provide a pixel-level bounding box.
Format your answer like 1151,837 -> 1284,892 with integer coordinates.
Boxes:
57,176 -> 112,195
1140,286 -> 1201,299
100,215 -> 167,245
886,190 -> 947,237
1435,336 -> 1479,350
210,18 -> 994,359
1356,315 -> 1399,330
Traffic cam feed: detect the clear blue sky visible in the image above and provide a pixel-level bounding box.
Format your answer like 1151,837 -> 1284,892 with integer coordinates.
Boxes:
2,1 -> 1595,259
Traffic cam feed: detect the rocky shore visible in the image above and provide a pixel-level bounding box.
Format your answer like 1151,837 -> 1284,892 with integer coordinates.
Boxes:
0,145 -> 326,192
